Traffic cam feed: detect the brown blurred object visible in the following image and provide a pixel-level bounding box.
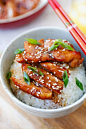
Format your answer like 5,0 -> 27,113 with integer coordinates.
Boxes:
0,0 -> 40,19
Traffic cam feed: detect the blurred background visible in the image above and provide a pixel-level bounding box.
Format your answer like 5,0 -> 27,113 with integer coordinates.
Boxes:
70,0 -> 86,35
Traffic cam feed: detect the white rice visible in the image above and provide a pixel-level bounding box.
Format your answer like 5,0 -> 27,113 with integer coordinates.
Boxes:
10,60 -> 86,109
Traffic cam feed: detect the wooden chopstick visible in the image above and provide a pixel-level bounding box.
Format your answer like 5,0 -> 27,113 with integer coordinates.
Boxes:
48,0 -> 86,55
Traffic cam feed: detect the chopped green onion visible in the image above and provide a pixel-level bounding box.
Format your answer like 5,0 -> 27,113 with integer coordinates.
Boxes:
14,48 -> 25,54
25,38 -> 41,45
49,41 -> 60,51
28,66 -> 44,76
49,39 -> 74,51
7,72 -> 11,79
38,71 -> 44,76
23,72 -> 30,85
75,78 -> 83,91
58,41 -> 74,51
28,66 -> 37,73
63,70 -> 69,87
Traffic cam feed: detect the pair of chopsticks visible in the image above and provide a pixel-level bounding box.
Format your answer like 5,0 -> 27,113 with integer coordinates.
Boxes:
48,0 -> 86,55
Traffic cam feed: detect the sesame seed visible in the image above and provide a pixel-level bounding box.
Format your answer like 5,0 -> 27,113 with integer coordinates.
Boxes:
35,46 -> 39,49
35,82 -> 39,86
40,79 -> 44,83
46,83 -> 49,85
58,100 -> 60,102
31,53 -> 34,56
62,49 -> 65,51
55,77 -> 58,82
48,84 -> 51,87
53,64 -> 56,67
24,51 -> 26,54
53,83 -> 57,86
31,87 -> 35,92
25,58 -> 27,61
48,80 -> 51,82
58,70 -> 63,73
39,76 -> 43,80
54,72 -> 56,74
47,77 -> 49,79
52,86 -> 59,90
36,56 -> 40,59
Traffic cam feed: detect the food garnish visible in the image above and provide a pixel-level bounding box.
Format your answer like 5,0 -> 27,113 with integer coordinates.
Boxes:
49,39 -> 74,51
7,72 -> 11,79
38,71 -> 44,76
23,72 -> 30,85
23,64 -> 64,94
14,48 -> 25,54
49,41 -> 60,51
28,66 -> 44,76
25,38 -> 41,45
75,78 -> 83,91
63,70 -> 69,87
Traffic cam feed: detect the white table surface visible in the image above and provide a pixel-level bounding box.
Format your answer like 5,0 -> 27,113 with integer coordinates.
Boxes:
0,0 -> 72,52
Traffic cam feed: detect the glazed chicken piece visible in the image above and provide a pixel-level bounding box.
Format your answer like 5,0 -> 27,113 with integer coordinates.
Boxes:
23,41 -> 52,63
41,62 -> 69,79
44,39 -> 84,67
22,64 -> 64,94
15,39 -> 84,67
15,39 -> 46,63
52,49 -> 84,67
15,52 -> 25,63
11,77 -> 52,99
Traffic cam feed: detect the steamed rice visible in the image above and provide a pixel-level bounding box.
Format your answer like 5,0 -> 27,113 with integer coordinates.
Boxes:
10,60 -> 86,109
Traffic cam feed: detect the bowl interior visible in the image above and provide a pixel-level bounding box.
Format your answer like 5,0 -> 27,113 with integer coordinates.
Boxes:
0,27 -> 86,112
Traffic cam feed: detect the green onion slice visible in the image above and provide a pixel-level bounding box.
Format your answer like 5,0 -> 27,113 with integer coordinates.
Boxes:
28,66 -> 44,76
25,38 -> 41,45
63,70 -> 69,87
38,71 -> 44,76
49,41 -> 60,51
28,66 -> 37,73
23,72 -> 30,85
75,78 -> 83,91
7,72 -> 11,79
49,39 -> 74,51
14,48 -> 25,54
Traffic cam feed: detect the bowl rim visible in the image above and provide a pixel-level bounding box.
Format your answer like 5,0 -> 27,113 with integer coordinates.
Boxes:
0,0 -> 48,24
0,26 -> 86,113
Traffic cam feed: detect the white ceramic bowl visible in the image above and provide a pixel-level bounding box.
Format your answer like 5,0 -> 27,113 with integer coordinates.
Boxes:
0,27 -> 86,118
